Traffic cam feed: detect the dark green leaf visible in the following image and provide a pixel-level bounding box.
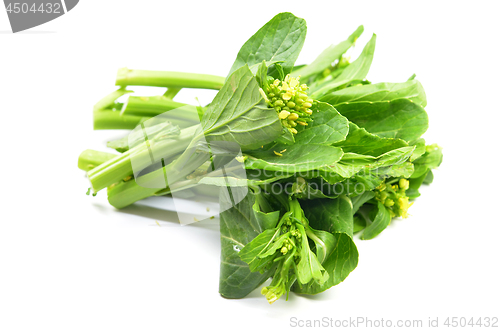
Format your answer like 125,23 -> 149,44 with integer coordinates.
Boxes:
228,12 -> 307,78
333,122 -> 408,156
406,170 -> 429,199
361,201 -> 392,240
423,170 -> 434,185
219,192 -> 276,298
292,25 -> 364,80
294,196 -> 358,294
410,138 -> 426,161
310,34 -> 376,99
295,102 -> 349,145
320,80 -> 427,107
202,65 -> 282,151
351,191 -> 375,214
245,144 -> 343,172
238,228 -> 281,271
335,98 -> 429,142
353,215 -> 367,233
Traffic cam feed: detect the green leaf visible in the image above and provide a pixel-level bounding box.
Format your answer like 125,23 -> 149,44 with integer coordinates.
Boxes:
245,144 -> 343,172
228,12 -> 307,78
201,65 -> 282,151
306,227 -> 336,264
290,177 -> 333,200
294,102 -> 349,145
375,146 -> 416,168
335,98 -> 429,142
411,144 -> 443,178
296,224 -> 329,285
407,170 -> 429,199
197,168 -> 293,188
410,138 -> 426,161
238,228 -> 282,271
292,25 -> 364,81
310,34 -> 376,99
275,126 -> 295,145
320,80 -> 427,107
323,145 -> 414,180
376,162 -> 414,178
333,122 -> 408,156
351,191 -> 375,214
423,170 -> 434,185
353,215 -> 367,233
302,196 -> 353,236
219,192 -> 276,299
255,61 -> 269,89
294,196 -> 358,294
361,201 -> 392,240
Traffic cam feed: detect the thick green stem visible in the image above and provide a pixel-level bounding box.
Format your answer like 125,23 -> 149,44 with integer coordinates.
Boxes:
163,87 -> 182,99
78,150 -> 118,171
116,68 -> 225,90
107,151 -> 209,209
94,87 -> 133,111
93,110 -> 148,130
121,95 -> 200,121
88,125 -> 199,192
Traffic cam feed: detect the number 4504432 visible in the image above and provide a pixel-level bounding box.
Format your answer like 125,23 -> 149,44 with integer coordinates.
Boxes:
6,2 -> 62,14
444,317 -> 498,328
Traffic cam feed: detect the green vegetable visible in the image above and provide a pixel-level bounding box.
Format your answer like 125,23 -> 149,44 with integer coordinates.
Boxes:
78,12 -> 443,304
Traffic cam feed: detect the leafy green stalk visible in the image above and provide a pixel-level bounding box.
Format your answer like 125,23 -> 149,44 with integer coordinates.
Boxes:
116,68 -> 225,90
88,125 -> 199,192
93,110 -> 148,130
107,121 -> 181,153
78,149 -> 118,172
238,197 -> 335,303
94,87 -> 133,111
106,65 -> 283,208
120,95 -> 201,121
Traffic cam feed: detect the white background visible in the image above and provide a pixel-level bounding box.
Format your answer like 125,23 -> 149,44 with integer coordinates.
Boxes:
1,1 -> 499,330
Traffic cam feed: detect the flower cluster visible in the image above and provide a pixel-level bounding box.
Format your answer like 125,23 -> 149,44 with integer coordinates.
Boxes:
259,74 -> 314,135
375,178 -> 413,218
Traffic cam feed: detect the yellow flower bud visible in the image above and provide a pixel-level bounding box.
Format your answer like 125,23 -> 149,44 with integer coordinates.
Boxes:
282,92 -> 292,101
297,121 -> 307,126
289,77 -> 299,88
288,113 -> 299,121
287,101 -> 296,108
290,128 -> 298,134
303,102 -> 312,108
399,178 -> 409,191
279,110 -> 290,119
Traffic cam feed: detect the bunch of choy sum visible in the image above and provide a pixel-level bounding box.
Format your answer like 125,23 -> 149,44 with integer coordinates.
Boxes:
78,12 -> 443,304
